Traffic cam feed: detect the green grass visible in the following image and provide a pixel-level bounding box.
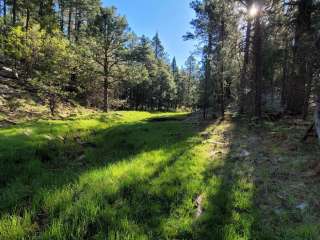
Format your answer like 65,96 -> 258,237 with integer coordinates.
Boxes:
0,111 -> 319,239
0,111 -> 211,239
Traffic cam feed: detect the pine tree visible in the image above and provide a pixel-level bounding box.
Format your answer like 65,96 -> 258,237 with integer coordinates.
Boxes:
88,7 -> 129,112
152,32 -> 165,60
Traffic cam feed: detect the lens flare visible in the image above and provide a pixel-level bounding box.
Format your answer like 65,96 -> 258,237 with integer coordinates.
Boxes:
249,4 -> 259,17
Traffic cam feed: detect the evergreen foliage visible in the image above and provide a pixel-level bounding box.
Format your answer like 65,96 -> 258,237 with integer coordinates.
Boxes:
0,1 -> 200,113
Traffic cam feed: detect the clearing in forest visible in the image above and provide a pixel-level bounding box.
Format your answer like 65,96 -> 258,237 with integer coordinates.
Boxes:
0,112 -> 319,239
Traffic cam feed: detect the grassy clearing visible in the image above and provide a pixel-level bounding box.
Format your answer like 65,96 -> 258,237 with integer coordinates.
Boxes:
0,111 -> 211,239
0,111 -> 319,239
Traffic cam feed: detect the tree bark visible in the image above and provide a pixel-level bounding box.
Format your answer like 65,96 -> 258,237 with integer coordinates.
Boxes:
239,20 -> 252,114
49,94 -> 57,116
103,54 -> 110,112
75,6 -> 81,42
67,6 -> 72,40
103,75 -> 109,112
203,32 -> 213,120
12,0 -> 16,25
253,13 -> 263,119
25,7 -> 30,32
225,79 -> 232,100
302,64 -> 313,119
59,1 -> 65,32
281,44 -> 289,107
39,1 -> 44,17
287,0 -> 312,115
219,13 -> 225,118
3,0 -> 6,25
203,56 -> 210,120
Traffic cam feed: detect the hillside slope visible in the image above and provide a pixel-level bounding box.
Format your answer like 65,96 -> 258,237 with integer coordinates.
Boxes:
0,61 -> 94,125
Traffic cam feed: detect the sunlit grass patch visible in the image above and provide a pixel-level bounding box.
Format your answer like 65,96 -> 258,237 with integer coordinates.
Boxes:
0,213 -> 35,240
192,119 -> 256,240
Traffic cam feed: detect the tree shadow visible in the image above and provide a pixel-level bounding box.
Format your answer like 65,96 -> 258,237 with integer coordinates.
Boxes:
0,114 -> 209,228
8,113 -> 317,239
36,120 -> 212,239
191,116 -> 259,240
192,115 -> 320,240
80,147 -> 191,239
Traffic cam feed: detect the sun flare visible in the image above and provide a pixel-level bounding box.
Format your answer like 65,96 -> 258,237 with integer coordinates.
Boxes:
249,4 -> 259,17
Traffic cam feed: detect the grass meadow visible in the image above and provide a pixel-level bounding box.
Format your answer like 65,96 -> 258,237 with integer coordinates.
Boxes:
0,112 -> 319,239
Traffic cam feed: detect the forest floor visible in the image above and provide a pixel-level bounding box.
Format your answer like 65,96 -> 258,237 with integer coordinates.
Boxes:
0,111 -> 319,239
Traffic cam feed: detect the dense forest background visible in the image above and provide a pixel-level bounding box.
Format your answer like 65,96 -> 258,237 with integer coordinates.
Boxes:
0,0 -> 320,119
0,0 -> 200,115
185,0 -> 320,120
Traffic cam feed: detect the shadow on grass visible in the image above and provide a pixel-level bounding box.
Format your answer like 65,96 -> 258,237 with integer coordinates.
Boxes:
79,147 -> 190,239
8,113 -> 318,239
0,113 -> 212,239
190,116 -> 258,240
192,116 -> 320,240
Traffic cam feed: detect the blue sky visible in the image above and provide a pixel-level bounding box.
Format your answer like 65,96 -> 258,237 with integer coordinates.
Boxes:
102,0 -> 196,67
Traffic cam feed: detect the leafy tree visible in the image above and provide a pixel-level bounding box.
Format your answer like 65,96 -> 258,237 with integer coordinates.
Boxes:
5,24 -> 74,115
154,62 -> 176,110
34,31 -> 74,115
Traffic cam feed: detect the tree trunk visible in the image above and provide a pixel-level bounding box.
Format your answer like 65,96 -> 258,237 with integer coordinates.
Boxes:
239,20 -> 252,114
49,94 -> 57,116
25,7 -> 30,32
59,1 -> 65,32
68,7 -> 72,40
203,56 -> 210,120
103,58 -> 110,112
203,32 -> 213,120
302,65 -> 313,119
219,12 -> 225,118
39,1 -> 43,17
281,44 -> 289,107
12,0 -> 16,25
253,13 -> 263,119
75,6 -> 81,42
287,0 -> 312,115
3,0 -> 6,25
48,0 -> 54,16
225,77 -> 232,101
103,76 -> 109,112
